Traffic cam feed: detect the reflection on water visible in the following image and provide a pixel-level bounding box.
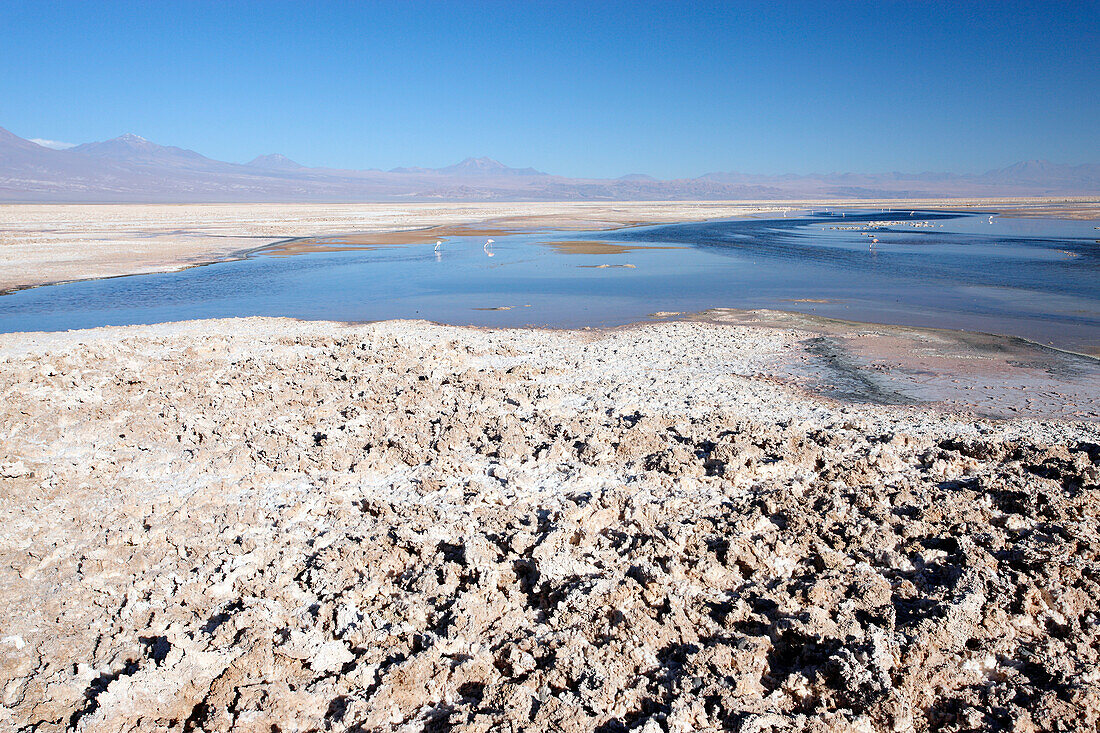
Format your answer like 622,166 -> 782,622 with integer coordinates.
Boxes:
0,210 -> 1097,354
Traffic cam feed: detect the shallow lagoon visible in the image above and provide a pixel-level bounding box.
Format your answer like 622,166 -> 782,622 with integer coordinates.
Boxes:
1,209 -> 1097,354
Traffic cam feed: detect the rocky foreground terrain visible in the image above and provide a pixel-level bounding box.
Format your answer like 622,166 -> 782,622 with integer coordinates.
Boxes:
0,318 -> 1097,732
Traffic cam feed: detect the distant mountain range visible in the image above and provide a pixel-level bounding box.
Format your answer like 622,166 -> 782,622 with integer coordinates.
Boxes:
247,153 -> 305,171
1,126 -> 1097,203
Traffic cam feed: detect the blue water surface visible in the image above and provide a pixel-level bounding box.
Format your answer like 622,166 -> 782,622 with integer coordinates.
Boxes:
1,209 -> 1097,353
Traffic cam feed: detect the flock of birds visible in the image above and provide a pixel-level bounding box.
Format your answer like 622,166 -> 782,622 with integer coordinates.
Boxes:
434,237 -> 495,259
861,211 -> 996,250
431,212 -> 1001,257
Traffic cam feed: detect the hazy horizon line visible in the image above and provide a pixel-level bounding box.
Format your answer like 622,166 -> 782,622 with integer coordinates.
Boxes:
12,126 -> 1099,182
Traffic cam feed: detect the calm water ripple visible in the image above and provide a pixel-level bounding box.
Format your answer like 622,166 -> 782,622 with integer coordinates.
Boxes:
1,209 -> 1097,354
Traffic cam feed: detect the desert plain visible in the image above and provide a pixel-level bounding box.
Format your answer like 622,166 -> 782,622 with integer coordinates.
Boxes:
0,201 -> 1098,732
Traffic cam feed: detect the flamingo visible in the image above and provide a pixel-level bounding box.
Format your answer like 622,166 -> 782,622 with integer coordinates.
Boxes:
484,238 -> 495,257
435,239 -> 443,251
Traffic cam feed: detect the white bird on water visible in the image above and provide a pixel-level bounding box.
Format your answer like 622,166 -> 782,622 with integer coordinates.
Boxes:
435,239 -> 443,250
484,238 -> 495,257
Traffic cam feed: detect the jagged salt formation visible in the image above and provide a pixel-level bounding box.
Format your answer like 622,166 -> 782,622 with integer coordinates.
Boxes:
0,319 -> 1096,732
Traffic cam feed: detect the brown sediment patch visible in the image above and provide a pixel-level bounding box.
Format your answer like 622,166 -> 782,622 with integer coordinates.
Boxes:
261,241 -> 407,256
259,222 -> 528,255
540,240 -> 686,255
268,235 -> 689,258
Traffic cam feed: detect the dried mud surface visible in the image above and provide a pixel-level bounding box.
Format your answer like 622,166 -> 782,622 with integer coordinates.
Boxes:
0,318 -> 1098,732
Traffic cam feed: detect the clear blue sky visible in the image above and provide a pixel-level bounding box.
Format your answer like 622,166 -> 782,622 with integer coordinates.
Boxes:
2,0 -> 1097,178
